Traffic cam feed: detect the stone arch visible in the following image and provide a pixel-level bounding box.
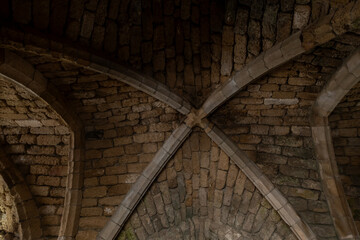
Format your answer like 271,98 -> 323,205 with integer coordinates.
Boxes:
311,48 -> 360,239
0,146 -> 42,239
0,49 -> 84,239
0,27 -> 192,116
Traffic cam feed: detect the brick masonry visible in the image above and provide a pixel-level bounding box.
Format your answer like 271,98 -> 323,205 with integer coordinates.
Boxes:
0,0 -> 359,240
330,81 -> 360,233
118,131 -> 298,240
0,175 -> 19,239
0,79 -> 70,239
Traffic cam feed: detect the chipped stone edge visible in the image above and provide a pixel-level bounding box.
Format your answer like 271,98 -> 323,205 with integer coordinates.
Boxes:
0,49 -> 85,239
310,48 -> 360,240
204,123 -> 317,240
97,124 -> 192,240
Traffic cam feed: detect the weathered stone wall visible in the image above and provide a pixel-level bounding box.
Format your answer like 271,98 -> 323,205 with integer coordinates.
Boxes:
0,0 -> 360,239
209,35 -> 360,238
0,175 -> 19,239
119,130 -> 296,240
0,79 -> 70,239
11,52 -> 183,238
330,81 -> 360,232
0,0 -> 321,106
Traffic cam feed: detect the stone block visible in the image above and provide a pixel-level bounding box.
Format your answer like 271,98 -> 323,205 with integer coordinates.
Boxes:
279,202 -> 301,227
221,77 -> 239,99
97,220 -> 119,240
280,31 -> 304,60
15,119 -> 42,127
290,220 -> 317,240
233,67 -> 253,89
264,43 -> 284,69
264,98 -> 299,105
247,53 -> 268,78
293,5 -> 311,30
132,175 -> 149,195
206,126 -> 225,146
266,188 -> 288,211
202,89 -> 226,115
220,136 -> 239,158
230,150 -> 248,170
121,188 -> 141,211
346,49 -> 360,77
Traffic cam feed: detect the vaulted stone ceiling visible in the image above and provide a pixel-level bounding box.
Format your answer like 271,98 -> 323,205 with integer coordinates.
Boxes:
0,1 -> 359,240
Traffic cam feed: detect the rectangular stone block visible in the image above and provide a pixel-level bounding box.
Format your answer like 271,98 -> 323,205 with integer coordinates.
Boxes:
155,83 -> 171,103
206,126 -> 227,146
172,124 -> 192,141
278,203 -> 301,227
132,174 -> 149,195
266,188 -> 288,211
221,77 -> 239,98
247,53 -> 268,78
121,188 -> 141,211
202,89 -> 226,115
233,67 -> 253,89
162,135 -> 180,154
230,150 -> 248,170
220,136 -> 239,158
346,49 -> 360,77
112,204 -> 130,226
97,220 -> 119,240
290,220 -> 317,240
140,75 -> 158,94
264,42 -> 284,69
280,31 -> 304,60
142,162 -> 160,181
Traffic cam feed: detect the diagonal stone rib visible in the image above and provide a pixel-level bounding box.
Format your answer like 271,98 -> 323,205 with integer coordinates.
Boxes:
201,2 -> 360,117
310,48 -> 360,239
87,55 -> 192,115
201,31 -> 305,116
0,49 -> 84,240
204,123 -> 317,240
312,48 -> 360,120
97,123 -> 192,240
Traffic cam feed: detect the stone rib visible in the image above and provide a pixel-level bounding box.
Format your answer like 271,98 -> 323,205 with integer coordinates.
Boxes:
310,48 -> 360,239
201,31 -> 305,116
97,123 -> 192,240
87,56 -> 192,115
0,49 -> 84,240
204,123 -> 317,240
312,48 -> 360,119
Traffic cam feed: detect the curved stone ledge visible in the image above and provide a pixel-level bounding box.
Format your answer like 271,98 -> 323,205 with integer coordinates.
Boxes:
97,123 -> 192,240
204,123 -> 317,240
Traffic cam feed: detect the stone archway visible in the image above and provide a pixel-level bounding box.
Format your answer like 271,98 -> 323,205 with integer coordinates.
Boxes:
0,49 -> 84,239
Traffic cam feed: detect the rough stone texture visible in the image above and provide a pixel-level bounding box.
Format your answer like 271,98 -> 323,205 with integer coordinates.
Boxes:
119,131 -> 296,240
211,36 -> 359,239
330,81 -> 360,232
0,79 -> 69,239
0,1 -> 359,239
0,175 -> 19,239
